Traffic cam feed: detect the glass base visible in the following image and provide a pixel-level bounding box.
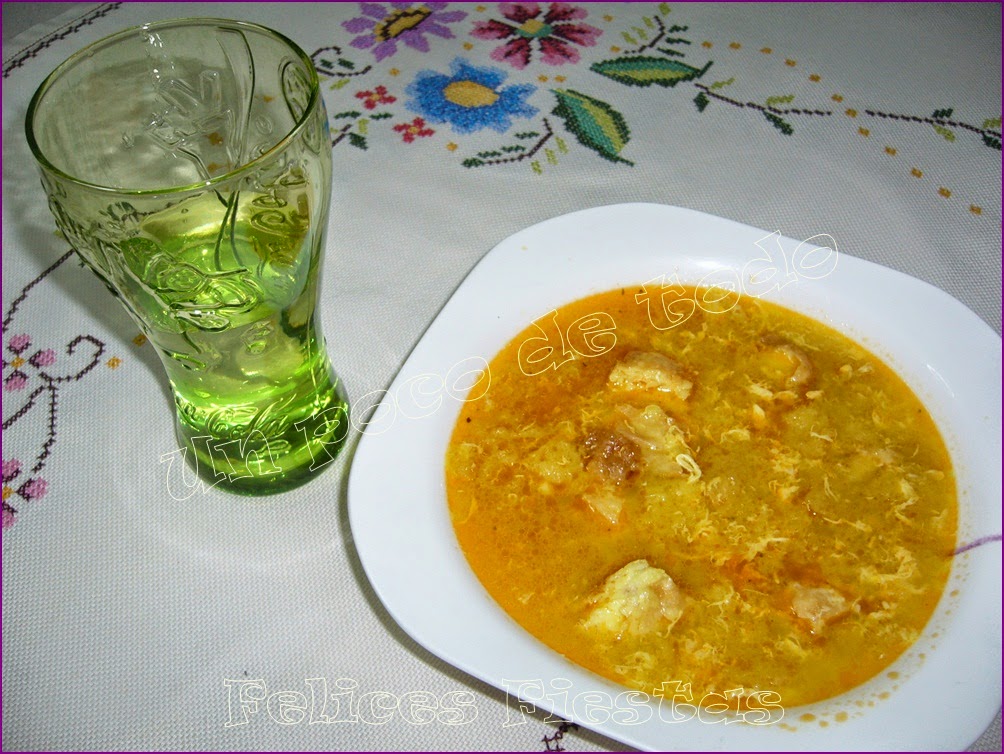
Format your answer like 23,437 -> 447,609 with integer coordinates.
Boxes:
175,379 -> 350,496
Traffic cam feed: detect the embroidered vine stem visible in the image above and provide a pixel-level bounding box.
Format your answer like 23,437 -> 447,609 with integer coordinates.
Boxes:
3,251 -> 106,485
618,15 -> 697,58
864,109 -> 1002,139
625,15 -> 670,54
542,720 -> 578,752
693,83 -> 833,117
330,122 -> 355,148
2,249 -> 75,333
311,46 -> 373,79
465,117 -> 557,167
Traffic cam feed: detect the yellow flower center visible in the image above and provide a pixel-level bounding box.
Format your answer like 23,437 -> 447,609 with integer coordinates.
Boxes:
443,80 -> 500,108
376,6 -> 432,41
10,356 -> 24,368
519,18 -> 547,36
2,486 -> 12,501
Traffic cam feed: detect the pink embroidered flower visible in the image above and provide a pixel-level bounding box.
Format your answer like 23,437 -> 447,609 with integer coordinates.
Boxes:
4,372 -> 27,391
1,458 -> 47,530
471,2 -> 602,70
20,478 -> 48,500
2,459 -> 22,483
355,85 -> 397,110
343,2 -> 468,62
7,334 -> 31,354
30,349 -> 57,367
393,117 -> 436,142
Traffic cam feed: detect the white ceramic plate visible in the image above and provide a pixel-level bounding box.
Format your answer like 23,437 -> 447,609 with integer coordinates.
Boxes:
347,204 -> 1001,751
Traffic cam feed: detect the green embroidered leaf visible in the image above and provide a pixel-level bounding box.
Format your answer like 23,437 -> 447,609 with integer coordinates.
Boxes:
632,26 -> 649,41
555,136 -> 569,154
348,133 -> 367,150
622,32 -> 638,45
329,79 -> 351,91
983,134 -> 1002,150
531,160 -> 543,175
643,16 -> 655,29
932,107 -> 954,119
658,48 -> 685,58
501,145 -> 526,154
932,125 -> 955,142
370,112 -> 393,120
694,92 -> 709,112
765,94 -> 795,106
764,112 -> 793,135
477,150 -> 503,158
658,3 -> 671,15
515,131 -> 540,139
708,77 -> 734,90
545,148 -> 558,165
357,119 -> 369,135
982,116 -> 1002,129
331,110 -> 362,120
590,56 -> 712,87
551,89 -> 633,165
337,58 -> 355,70
462,157 -> 485,168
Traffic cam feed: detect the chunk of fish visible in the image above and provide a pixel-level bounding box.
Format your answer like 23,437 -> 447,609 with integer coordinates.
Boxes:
762,337 -> 813,388
583,559 -> 686,639
526,438 -> 582,484
582,487 -> 625,525
608,351 -> 693,400
791,583 -> 849,633
615,404 -> 700,479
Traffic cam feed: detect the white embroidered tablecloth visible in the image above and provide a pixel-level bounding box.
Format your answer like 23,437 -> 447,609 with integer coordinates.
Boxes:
3,3 -> 1000,751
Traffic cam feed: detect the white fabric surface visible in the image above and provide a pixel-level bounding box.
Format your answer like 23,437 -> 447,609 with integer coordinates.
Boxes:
3,3 -> 1000,751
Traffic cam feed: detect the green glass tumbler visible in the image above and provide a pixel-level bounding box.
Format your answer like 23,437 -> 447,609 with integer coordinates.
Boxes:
26,19 -> 349,494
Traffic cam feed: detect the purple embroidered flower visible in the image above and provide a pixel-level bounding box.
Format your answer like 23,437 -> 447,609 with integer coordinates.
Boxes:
343,2 -> 467,61
30,349 -> 57,368
471,2 -> 602,69
20,478 -> 48,500
2,506 -> 14,530
4,372 -> 27,391
7,334 -> 31,354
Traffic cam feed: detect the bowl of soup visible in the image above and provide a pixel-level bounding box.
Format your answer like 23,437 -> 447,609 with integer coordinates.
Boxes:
347,204 -> 1001,750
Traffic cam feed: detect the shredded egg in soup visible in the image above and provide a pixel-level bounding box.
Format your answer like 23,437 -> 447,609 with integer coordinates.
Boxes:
446,286 -> 956,709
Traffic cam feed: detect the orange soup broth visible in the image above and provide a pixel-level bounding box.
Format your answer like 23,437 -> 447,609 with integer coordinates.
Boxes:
446,286 -> 957,708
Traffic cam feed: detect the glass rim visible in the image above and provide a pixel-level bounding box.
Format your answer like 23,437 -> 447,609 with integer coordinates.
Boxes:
24,17 -> 323,198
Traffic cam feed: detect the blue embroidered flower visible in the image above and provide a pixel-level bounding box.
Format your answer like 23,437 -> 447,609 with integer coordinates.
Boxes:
404,58 -> 538,134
